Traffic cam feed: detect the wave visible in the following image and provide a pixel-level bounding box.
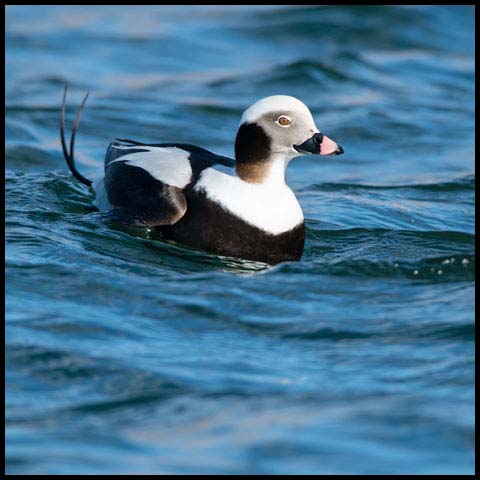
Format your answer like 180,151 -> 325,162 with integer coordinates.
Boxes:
6,172 -> 475,280
302,174 -> 475,193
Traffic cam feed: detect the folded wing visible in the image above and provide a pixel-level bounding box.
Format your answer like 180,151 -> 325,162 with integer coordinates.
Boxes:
102,140 -> 234,227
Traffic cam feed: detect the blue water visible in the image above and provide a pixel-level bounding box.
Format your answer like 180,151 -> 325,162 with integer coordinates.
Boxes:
5,5 -> 475,474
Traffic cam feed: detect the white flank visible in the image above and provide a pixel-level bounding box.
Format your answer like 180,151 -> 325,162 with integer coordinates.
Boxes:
194,164 -> 304,235
109,146 -> 192,188
92,172 -> 111,212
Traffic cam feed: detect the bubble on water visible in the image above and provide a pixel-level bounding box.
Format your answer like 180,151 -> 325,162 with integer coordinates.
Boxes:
413,270 -> 419,275
430,267 -> 435,272
450,257 -> 456,263
438,270 -> 443,275
442,259 -> 450,265
394,262 -> 399,268
462,258 -> 470,266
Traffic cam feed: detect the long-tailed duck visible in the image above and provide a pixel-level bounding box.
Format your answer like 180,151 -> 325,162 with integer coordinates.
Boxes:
61,87 -> 343,264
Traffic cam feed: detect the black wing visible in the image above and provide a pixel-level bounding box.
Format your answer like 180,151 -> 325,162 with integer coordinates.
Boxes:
101,140 -> 234,227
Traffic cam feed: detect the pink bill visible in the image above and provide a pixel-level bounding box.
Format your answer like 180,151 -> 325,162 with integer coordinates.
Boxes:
319,134 -> 339,155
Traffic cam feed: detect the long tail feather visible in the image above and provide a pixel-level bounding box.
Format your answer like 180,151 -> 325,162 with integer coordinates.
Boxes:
60,85 -> 92,186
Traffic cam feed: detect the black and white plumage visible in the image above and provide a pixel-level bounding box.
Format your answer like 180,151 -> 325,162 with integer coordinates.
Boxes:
61,87 -> 343,264
97,140 -> 235,227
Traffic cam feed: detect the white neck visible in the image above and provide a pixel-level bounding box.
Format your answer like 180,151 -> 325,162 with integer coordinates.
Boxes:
255,152 -> 296,187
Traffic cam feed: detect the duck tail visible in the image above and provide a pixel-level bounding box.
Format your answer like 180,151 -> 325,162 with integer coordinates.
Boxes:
60,85 -> 92,187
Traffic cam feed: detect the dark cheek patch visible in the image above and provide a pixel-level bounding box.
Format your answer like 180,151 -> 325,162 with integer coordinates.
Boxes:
234,123 -> 272,182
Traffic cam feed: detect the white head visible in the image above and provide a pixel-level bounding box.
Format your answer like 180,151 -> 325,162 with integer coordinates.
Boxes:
235,95 -> 343,183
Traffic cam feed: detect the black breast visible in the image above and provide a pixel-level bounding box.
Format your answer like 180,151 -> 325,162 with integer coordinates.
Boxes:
159,189 -> 305,265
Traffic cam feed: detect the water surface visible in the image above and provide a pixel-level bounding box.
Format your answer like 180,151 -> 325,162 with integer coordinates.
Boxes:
5,5 -> 475,474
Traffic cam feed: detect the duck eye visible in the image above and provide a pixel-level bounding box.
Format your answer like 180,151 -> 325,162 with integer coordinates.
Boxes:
277,115 -> 291,127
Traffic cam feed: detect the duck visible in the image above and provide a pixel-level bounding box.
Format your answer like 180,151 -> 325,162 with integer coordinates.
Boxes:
60,86 -> 343,264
